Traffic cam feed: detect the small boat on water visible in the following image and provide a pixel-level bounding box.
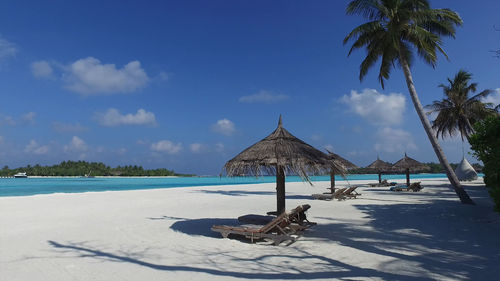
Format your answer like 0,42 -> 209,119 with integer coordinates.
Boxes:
14,172 -> 28,178
81,170 -> 95,178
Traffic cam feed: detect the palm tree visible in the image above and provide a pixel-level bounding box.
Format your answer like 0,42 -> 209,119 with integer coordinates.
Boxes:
343,0 -> 474,204
426,70 -> 497,142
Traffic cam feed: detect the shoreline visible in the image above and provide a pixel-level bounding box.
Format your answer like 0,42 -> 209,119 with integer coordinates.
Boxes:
0,175 -> 483,198
0,172 -> 482,178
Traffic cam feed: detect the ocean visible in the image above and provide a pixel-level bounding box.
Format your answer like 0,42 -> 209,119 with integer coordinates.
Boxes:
0,173 -> 473,197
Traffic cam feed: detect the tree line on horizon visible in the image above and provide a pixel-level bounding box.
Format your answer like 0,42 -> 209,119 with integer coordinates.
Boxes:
0,160 -> 484,177
0,160 -> 193,177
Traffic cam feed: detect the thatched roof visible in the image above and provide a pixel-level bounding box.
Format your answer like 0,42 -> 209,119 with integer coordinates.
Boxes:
326,150 -> 358,170
392,153 -> 430,173
365,157 -> 392,172
224,116 -> 346,180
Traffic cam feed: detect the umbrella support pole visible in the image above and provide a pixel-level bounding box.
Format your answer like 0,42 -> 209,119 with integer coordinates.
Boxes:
276,166 -> 286,215
330,171 -> 335,194
378,173 -> 382,184
406,169 -> 410,187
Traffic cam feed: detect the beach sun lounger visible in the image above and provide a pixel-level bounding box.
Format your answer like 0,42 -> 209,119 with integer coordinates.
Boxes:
390,182 -> 422,192
211,212 -> 294,245
312,187 -> 347,201
212,204 -> 316,245
368,179 -> 396,187
287,204 -> 317,231
239,204 -> 317,232
407,182 -> 423,192
342,186 -> 361,199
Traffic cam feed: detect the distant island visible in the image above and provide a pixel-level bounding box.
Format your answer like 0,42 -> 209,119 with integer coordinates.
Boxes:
0,160 -> 194,177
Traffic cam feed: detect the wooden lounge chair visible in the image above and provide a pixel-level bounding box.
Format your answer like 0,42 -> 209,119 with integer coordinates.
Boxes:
287,204 -> 317,232
211,212 -> 295,245
343,186 -> 361,199
369,179 -> 396,187
407,182 -> 423,192
390,182 -> 422,192
312,187 -> 347,201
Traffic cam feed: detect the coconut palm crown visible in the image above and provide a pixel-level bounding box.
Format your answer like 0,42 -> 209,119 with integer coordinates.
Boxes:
344,0 -> 474,204
344,0 -> 462,88
426,70 -> 497,141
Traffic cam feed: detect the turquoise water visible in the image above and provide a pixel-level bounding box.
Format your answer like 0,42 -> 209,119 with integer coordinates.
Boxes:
0,173 -> 473,197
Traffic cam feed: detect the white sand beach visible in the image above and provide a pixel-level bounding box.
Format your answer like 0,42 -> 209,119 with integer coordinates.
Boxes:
1,178 -> 499,281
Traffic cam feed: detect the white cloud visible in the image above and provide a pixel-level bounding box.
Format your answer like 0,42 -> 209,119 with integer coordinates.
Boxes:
374,127 -> 417,153
62,57 -> 150,95
0,112 -> 36,126
157,71 -> 169,81
340,89 -> 406,126
151,140 -> 182,154
21,112 -> 36,124
0,37 -> 17,61
52,122 -> 88,133
481,88 -> 500,107
190,143 -> 207,153
311,134 -> 322,141
215,142 -> 225,152
64,136 -> 88,153
1,116 -> 15,126
323,144 -> 334,152
31,60 -> 53,78
212,119 -> 235,136
239,90 -> 289,104
117,148 -> 127,155
95,108 -> 157,127
24,140 -> 49,155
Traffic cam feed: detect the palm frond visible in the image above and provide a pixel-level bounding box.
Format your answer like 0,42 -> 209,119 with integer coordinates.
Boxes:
344,22 -> 384,56
344,0 -> 461,89
466,89 -> 493,104
346,0 -> 385,20
359,47 -> 381,81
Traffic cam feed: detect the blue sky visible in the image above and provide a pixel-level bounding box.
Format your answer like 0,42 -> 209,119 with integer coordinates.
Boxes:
0,0 -> 499,175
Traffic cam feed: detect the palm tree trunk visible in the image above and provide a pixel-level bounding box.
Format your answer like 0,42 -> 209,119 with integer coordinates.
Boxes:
399,55 -> 474,204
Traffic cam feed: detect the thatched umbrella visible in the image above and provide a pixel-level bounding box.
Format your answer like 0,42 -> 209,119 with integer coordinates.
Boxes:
365,156 -> 393,183
392,153 -> 430,186
326,150 -> 358,193
224,116 -> 346,214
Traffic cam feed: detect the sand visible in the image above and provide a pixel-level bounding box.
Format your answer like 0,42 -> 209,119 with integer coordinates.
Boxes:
1,178 -> 499,281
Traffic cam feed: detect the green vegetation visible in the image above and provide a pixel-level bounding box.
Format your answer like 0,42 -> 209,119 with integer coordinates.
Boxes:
343,0 -> 473,204
469,115 -> 500,211
0,161 -> 193,177
425,70 -> 497,142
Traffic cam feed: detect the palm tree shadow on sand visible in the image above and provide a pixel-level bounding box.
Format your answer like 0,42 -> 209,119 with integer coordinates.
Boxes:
46,186 -> 500,280
47,239 -> 429,280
